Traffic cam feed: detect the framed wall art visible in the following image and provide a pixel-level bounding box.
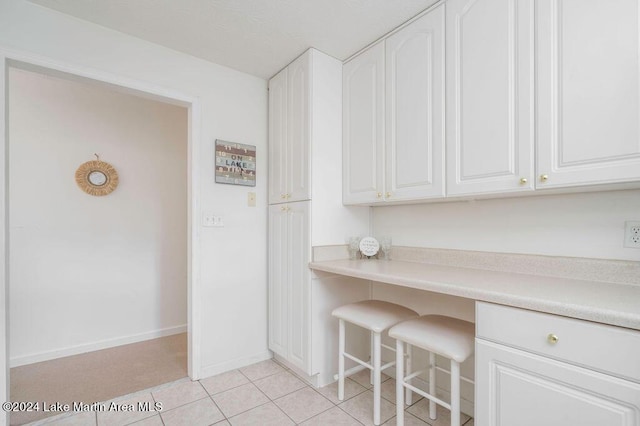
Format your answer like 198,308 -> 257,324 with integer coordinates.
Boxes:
215,140 -> 256,187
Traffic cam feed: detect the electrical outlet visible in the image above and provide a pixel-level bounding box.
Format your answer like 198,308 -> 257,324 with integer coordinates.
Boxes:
624,221 -> 640,248
203,214 -> 224,227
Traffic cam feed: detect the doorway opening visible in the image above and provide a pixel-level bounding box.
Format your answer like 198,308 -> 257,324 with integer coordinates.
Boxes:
2,57 -> 200,425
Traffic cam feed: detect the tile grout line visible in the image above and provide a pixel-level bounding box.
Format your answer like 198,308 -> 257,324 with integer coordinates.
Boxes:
148,388 -> 166,426
245,368 -> 300,425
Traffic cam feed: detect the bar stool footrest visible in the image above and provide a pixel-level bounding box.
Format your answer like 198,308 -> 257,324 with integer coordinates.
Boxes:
401,381 -> 451,411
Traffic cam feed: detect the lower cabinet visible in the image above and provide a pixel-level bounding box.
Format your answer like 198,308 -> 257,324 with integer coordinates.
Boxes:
268,201 -> 311,373
476,302 -> 640,426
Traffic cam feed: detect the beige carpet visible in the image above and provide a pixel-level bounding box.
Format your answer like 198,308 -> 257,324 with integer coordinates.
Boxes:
10,333 -> 187,425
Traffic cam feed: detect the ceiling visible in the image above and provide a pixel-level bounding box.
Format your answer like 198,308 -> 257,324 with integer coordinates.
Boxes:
27,0 -> 439,80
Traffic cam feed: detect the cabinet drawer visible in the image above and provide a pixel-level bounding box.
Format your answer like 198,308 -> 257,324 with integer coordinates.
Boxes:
476,302 -> 640,382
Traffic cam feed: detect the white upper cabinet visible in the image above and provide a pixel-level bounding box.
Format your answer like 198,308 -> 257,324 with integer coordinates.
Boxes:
343,5 -> 445,204
446,0 -> 534,196
343,41 -> 385,204
386,5 -> 445,201
536,0 -> 640,189
287,56 -> 311,202
268,53 -> 311,204
341,0 -> 640,204
268,68 -> 288,204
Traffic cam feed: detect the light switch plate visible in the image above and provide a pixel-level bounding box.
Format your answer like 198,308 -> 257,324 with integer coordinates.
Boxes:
248,192 -> 256,207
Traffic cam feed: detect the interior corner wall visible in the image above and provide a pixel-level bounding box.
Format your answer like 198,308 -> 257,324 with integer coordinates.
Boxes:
8,67 -> 188,365
372,189 -> 640,262
0,0 -> 270,384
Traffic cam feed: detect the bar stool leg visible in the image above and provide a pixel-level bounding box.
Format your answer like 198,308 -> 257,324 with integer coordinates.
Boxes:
429,352 -> 436,420
405,344 -> 413,405
370,331 -> 374,385
338,319 -> 345,401
395,339 -> 404,425
450,360 -> 460,426
373,331 -> 382,425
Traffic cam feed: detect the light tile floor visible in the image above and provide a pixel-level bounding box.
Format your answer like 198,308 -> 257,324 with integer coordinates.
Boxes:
27,359 -> 474,426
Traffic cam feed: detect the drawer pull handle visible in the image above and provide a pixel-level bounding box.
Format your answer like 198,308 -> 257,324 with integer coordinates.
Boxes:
547,334 -> 559,344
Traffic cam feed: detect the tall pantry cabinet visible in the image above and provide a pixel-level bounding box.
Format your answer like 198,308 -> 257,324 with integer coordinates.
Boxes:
268,48 -> 369,379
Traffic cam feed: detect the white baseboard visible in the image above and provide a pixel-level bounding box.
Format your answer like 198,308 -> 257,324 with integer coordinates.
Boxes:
10,324 -> 187,368
198,350 -> 273,380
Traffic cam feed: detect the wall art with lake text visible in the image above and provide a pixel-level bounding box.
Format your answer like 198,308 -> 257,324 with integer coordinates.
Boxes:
215,140 -> 256,187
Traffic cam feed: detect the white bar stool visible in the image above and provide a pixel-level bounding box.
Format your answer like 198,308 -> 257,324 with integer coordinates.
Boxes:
332,300 -> 419,425
389,315 -> 474,426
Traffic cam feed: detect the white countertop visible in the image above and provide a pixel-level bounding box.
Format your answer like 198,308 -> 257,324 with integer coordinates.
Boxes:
309,259 -> 640,331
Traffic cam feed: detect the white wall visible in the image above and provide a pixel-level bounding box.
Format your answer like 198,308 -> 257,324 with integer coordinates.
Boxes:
0,0 -> 269,398
8,67 -> 188,365
373,189 -> 640,262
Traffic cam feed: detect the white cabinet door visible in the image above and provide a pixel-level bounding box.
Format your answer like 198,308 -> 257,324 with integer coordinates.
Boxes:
385,5 -> 445,201
287,53 -> 311,202
476,339 -> 640,426
268,204 -> 288,357
268,202 -> 311,373
268,68 -> 288,204
269,52 -> 311,204
286,201 -> 311,372
537,0 -> 640,188
446,0 -> 534,196
343,41 -> 385,204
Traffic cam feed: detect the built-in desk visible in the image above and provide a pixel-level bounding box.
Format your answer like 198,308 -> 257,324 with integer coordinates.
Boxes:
308,257 -> 640,423
309,259 -> 640,330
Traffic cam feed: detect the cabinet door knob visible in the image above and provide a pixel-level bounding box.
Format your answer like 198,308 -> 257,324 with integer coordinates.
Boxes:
520,178 -> 528,185
547,334 -> 559,344
377,192 -> 382,198
386,192 -> 391,198
281,194 -> 286,199
286,193 -> 291,199
281,206 -> 286,211
540,174 -> 549,182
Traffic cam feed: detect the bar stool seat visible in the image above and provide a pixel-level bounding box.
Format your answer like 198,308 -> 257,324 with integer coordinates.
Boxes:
389,315 -> 474,426
332,300 -> 418,425
332,300 -> 419,333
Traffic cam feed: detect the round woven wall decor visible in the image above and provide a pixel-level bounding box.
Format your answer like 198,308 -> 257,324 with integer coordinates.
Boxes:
75,158 -> 119,196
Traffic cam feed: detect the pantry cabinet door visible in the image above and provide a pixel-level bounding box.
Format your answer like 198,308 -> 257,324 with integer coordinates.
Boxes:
287,53 -> 312,202
268,204 -> 288,357
385,4 -> 445,201
476,340 -> 640,426
343,41 -> 385,204
446,0 -> 534,196
268,68 -> 288,204
537,0 -> 640,188
287,201 -> 311,373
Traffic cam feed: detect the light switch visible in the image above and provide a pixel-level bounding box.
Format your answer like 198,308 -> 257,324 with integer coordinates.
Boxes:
248,192 -> 256,207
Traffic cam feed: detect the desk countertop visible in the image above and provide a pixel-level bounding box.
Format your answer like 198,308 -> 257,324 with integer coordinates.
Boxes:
309,259 -> 640,331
